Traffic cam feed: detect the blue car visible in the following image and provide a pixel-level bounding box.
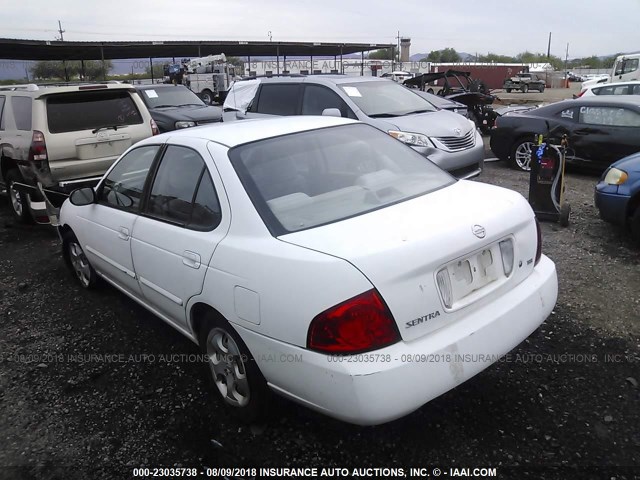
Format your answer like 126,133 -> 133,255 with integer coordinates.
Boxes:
595,151 -> 640,245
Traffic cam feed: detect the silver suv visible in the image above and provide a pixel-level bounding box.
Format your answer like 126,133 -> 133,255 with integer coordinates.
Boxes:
0,83 -> 157,223
223,76 -> 484,179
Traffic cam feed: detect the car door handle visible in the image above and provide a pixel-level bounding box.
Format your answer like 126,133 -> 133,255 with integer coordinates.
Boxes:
182,251 -> 201,269
118,227 -> 130,240
573,129 -> 595,136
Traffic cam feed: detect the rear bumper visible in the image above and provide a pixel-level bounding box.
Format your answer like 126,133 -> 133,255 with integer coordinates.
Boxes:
237,255 -> 558,425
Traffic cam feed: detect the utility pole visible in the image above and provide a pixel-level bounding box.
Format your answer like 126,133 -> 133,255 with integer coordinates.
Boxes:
564,43 -> 570,88
396,30 -> 401,70
57,20 -> 69,82
547,32 -> 551,60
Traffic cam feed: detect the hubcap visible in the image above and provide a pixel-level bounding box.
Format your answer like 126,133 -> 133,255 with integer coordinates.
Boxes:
206,328 -> 250,407
69,242 -> 91,287
9,184 -> 23,217
515,142 -> 535,171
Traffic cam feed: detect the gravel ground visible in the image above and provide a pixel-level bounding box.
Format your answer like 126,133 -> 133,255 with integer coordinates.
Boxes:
0,143 -> 639,480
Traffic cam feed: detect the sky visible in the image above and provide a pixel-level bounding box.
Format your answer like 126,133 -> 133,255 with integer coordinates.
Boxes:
0,0 -> 638,59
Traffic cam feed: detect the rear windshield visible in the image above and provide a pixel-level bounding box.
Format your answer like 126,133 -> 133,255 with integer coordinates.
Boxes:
338,81 -> 436,117
229,123 -> 454,235
46,89 -> 143,134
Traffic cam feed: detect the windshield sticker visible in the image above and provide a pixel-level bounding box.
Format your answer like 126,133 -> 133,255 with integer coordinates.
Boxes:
561,109 -> 574,119
343,86 -> 362,97
145,90 -> 158,98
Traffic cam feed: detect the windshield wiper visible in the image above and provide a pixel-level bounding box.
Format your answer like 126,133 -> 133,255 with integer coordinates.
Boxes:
368,113 -> 400,118
152,104 -> 177,108
177,103 -> 204,107
92,124 -> 127,134
401,109 -> 433,116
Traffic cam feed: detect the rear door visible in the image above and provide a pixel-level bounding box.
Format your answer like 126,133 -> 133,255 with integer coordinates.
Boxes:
243,83 -> 302,119
131,138 -> 230,327
43,88 -> 152,181
575,104 -> 640,167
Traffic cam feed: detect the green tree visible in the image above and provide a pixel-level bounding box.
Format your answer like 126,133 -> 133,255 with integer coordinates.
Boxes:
368,49 -> 394,60
515,51 -> 563,70
145,63 -> 165,79
226,56 -> 244,67
425,48 -> 461,63
478,52 -> 517,63
31,60 -> 112,80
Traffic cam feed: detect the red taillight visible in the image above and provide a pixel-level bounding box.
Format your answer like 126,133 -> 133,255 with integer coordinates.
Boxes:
576,89 -> 586,98
150,118 -> 160,136
493,117 -> 499,129
535,217 -> 542,266
28,130 -> 48,162
307,289 -> 400,354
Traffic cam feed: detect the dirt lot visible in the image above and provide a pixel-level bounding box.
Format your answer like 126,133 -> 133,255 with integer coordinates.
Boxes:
0,143 -> 639,480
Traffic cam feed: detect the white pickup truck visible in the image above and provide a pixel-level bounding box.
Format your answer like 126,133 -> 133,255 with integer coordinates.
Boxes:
581,53 -> 640,89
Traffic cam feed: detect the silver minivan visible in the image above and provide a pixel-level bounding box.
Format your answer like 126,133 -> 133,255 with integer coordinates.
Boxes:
223,76 -> 484,179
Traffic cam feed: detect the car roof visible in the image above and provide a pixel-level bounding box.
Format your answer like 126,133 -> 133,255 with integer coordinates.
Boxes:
143,115 -> 357,148
0,83 -> 136,99
135,84 -> 188,90
535,95 -> 640,112
256,75 -> 394,86
589,80 -> 640,90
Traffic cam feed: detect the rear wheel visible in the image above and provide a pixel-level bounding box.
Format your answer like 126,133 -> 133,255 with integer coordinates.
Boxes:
539,85 -> 545,93
426,88 -> 434,94
510,138 -> 536,171
200,89 -> 214,105
6,169 -> 33,223
522,84 -> 529,93
199,314 -> 271,423
506,88 -> 512,93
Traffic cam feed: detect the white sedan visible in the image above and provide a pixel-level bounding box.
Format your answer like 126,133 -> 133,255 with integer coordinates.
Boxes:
576,80 -> 640,98
59,116 -> 558,425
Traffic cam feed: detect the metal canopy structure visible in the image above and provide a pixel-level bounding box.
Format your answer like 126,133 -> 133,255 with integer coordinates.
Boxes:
0,38 -> 394,60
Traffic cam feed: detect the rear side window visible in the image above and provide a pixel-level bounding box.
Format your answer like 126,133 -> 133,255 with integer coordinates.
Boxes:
254,84 -> 300,115
146,146 -> 221,230
11,96 -> 32,131
46,89 -> 143,134
579,106 -> 640,127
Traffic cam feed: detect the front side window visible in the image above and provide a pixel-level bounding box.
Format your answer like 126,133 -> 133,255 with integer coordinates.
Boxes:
302,85 -> 355,118
615,58 -> 639,76
230,123 -> 454,235
146,146 -> 221,230
338,81 -> 436,117
0,96 -> 5,130
254,84 -> 301,115
98,145 -> 159,211
47,89 -> 143,134
579,106 -> 640,127
11,96 -> 32,131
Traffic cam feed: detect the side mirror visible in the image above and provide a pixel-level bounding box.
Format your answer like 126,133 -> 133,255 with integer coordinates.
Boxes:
322,108 -> 342,118
69,187 -> 96,206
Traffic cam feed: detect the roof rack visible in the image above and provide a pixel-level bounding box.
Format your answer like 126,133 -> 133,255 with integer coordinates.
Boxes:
0,83 -> 39,92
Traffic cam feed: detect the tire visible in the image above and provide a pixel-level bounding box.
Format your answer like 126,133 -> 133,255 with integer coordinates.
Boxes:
510,138 -> 536,171
199,314 -> 271,423
426,88 -> 434,94
631,207 -> 640,247
522,84 -> 529,93
5,169 -> 33,223
559,203 -> 571,227
62,231 -> 99,289
539,85 -> 545,93
200,90 -> 214,105
506,88 -> 512,93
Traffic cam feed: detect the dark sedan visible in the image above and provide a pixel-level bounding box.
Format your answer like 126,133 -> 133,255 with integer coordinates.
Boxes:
490,96 -> 640,171
595,152 -> 640,245
135,85 -> 222,132
412,89 -> 469,118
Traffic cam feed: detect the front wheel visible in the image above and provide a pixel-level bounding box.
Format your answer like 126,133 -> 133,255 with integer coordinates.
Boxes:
539,85 -> 545,93
62,231 -> 99,289
510,138 -> 536,171
506,88 -> 512,93
631,207 -> 640,247
6,169 -> 32,223
522,84 -> 529,93
199,316 -> 271,423
426,88 -> 434,94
